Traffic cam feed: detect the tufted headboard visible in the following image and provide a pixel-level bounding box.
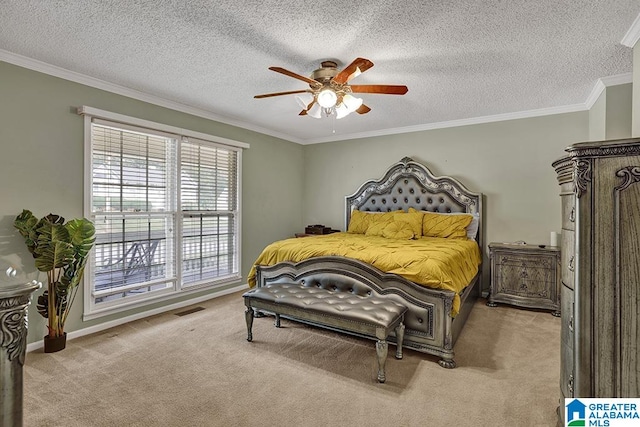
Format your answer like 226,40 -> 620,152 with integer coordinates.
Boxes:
345,157 -> 483,248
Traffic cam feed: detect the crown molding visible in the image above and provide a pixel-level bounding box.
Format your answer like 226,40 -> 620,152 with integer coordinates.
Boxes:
303,104 -> 588,145
584,79 -> 606,109
621,12 -> 640,47
314,72 -> 632,146
600,72 -> 634,86
0,49 -> 634,146
0,49 -> 302,144
319,73 -> 633,147
584,72 -> 633,109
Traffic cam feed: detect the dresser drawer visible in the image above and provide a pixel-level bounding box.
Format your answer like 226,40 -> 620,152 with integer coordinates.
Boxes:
561,229 -> 575,290
561,195 -> 576,231
560,283 -> 574,347
560,339 -> 575,398
560,283 -> 574,397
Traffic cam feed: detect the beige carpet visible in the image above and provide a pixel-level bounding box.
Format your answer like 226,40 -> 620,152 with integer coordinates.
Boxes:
23,292 -> 561,427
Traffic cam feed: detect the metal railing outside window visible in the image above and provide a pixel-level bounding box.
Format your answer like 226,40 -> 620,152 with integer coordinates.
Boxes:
81,108 -> 245,318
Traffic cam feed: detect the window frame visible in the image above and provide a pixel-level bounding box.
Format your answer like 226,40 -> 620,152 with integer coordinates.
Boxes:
80,106 -> 248,320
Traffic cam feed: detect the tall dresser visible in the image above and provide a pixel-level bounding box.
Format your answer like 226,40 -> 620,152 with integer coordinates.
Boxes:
553,138 -> 640,423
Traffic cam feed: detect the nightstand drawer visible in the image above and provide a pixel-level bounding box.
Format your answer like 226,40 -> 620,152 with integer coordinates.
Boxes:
495,253 -> 556,271
495,264 -> 554,299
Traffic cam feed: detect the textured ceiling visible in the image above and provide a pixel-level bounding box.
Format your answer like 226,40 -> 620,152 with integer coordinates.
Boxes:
1,1 -> 639,144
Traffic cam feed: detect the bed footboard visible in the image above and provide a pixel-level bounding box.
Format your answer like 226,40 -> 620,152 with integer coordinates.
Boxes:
256,256 -> 480,368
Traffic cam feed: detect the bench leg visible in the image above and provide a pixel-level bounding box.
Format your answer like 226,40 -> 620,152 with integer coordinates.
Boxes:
274,313 -> 281,328
245,307 -> 254,342
376,339 -> 388,383
395,322 -> 405,359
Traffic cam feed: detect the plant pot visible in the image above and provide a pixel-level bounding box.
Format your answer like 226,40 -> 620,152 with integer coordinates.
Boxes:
43,333 -> 67,353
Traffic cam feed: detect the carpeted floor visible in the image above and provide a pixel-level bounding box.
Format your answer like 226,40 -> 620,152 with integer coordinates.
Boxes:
23,291 -> 561,427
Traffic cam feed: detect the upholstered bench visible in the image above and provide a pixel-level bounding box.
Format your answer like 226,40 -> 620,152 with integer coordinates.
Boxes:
242,283 -> 408,383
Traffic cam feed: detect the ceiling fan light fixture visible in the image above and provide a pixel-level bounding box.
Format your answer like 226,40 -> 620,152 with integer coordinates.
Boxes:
335,103 -> 350,119
307,103 -> 322,119
342,94 -> 363,113
317,88 -> 338,108
255,58 -> 408,119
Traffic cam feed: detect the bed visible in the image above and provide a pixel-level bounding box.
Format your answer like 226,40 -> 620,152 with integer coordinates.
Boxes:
249,157 -> 483,368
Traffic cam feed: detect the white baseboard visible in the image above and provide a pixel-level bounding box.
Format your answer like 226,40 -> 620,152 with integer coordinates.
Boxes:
26,283 -> 249,353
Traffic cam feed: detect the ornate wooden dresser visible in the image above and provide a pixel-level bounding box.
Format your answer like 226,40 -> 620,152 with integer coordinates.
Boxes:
1,281 -> 40,426
553,138 -> 640,423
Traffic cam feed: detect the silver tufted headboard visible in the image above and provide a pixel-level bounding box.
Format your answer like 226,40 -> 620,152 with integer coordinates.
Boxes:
345,157 -> 483,247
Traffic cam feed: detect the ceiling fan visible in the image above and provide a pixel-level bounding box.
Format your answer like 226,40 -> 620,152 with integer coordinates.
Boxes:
254,58 -> 408,119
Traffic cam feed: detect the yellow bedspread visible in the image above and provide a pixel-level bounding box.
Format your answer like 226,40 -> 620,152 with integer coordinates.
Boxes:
247,233 -> 481,316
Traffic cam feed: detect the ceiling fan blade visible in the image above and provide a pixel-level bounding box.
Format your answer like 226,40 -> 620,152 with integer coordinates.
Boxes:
349,85 -> 408,95
356,104 -> 371,114
299,99 -> 318,116
269,67 -> 321,87
333,58 -> 374,85
254,90 -> 310,99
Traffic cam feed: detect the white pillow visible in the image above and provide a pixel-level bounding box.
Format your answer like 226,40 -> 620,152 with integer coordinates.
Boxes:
442,212 -> 479,239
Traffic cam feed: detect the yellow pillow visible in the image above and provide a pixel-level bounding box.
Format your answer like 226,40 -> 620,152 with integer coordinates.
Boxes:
363,211 -> 397,236
365,210 -> 422,239
348,210 -> 394,234
394,210 -> 423,238
347,209 -> 370,234
380,221 -> 415,239
421,211 -> 473,239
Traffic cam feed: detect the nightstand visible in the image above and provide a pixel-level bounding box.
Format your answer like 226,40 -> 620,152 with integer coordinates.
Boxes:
487,242 -> 560,316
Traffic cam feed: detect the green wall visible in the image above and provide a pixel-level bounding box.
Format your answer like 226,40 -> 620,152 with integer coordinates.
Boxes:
604,84 -> 633,139
589,88 -> 607,141
302,112 -> 590,288
590,83 -> 633,141
0,61 -> 303,344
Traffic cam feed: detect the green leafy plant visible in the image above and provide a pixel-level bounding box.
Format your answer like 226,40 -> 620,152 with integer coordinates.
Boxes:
14,210 -> 95,338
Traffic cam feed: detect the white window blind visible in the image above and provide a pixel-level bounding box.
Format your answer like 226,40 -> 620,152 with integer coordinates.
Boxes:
181,139 -> 239,286
91,124 -> 177,305
83,108 -> 245,318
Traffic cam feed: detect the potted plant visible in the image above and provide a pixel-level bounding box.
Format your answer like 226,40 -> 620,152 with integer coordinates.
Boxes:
14,210 -> 95,353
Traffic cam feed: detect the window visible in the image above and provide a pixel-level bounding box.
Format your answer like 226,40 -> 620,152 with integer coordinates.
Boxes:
80,107 -> 247,319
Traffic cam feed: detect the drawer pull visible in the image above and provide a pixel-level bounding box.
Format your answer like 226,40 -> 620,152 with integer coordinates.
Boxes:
568,374 -> 574,395
568,255 -> 574,272
569,316 -> 573,332
569,206 -> 575,222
